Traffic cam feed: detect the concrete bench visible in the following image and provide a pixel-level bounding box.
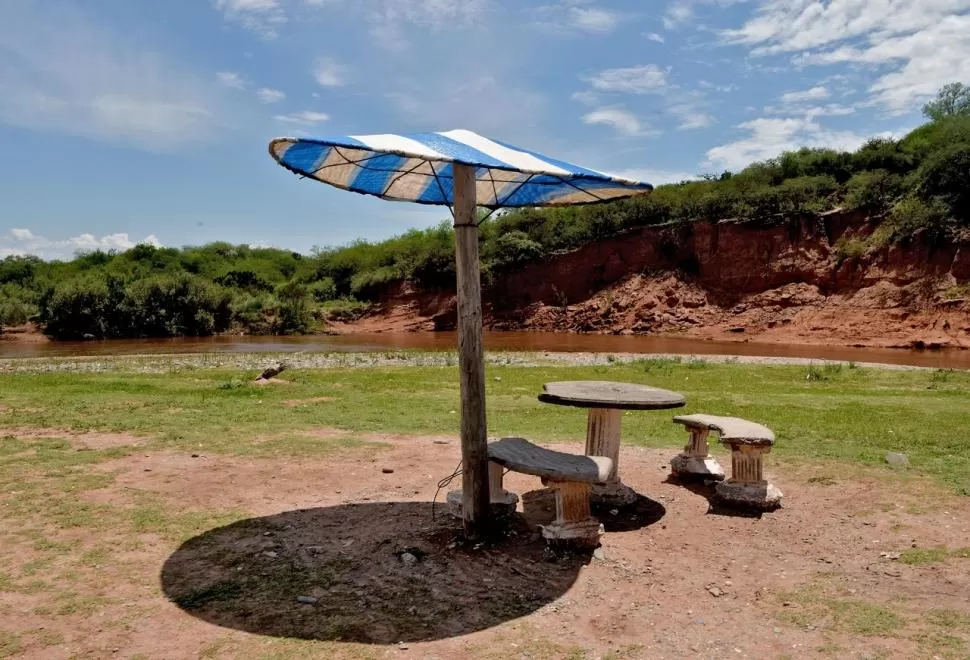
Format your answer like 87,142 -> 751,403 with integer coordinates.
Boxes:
488,437 -> 613,547
672,414 -> 782,510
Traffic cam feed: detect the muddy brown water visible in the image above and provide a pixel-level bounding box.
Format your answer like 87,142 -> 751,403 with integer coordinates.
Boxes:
2,331 -> 968,369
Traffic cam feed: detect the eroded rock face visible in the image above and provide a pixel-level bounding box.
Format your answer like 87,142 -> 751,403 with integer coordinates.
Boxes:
335,211 -> 970,348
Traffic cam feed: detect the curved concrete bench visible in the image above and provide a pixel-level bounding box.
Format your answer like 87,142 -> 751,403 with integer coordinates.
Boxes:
672,414 -> 782,510
489,438 -> 612,548
487,437 -> 613,484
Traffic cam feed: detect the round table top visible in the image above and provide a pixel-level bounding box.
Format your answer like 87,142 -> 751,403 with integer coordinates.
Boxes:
538,380 -> 686,410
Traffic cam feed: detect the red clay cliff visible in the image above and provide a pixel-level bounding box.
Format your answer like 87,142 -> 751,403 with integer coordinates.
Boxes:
338,210 -> 970,350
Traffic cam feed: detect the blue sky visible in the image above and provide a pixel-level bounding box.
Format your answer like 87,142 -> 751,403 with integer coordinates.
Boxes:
1,0 -> 965,259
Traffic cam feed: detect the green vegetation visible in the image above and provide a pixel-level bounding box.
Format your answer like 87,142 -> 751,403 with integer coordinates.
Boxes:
4,84 -> 970,340
1,356 -> 969,494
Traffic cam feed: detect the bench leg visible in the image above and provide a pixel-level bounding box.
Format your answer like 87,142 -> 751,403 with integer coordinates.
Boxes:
670,427 -> 725,481
447,461 -> 518,519
539,480 -> 603,549
715,444 -> 782,510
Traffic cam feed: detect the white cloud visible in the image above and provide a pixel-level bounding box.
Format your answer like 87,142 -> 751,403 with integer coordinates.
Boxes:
604,168 -> 696,185
765,103 -> 856,118
214,0 -> 286,39
217,71 -> 248,90
313,58 -> 346,87
646,32 -> 666,43
586,65 -> 669,94
724,1 -> 970,114
1,228 -> 162,260
671,104 -> 715,130
256,87 -> 285,103
780,86 -> 829,104
367,0 -> 490,49
663,3 -> 693,29
571,90 -> 601,106
533,1 -> 621,35
705,117 -> 876,171
274,110 -> 330,125
582,108 -> 651,136
0,3 -> 220,152
699,80 -> 738,93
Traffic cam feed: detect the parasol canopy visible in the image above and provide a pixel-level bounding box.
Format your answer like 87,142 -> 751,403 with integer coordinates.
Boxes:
269,129 -> 653,208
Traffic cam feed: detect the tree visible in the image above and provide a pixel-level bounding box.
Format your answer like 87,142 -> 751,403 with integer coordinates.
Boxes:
922,82 -> 970,121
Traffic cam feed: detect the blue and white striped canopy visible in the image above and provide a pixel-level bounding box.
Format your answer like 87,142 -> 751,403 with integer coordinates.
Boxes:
269,129 -> 653,209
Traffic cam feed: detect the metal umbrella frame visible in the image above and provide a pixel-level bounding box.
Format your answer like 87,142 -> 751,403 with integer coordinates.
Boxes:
269,129 -> 653,539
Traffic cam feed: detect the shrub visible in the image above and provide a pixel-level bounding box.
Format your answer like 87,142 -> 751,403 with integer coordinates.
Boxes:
275,281 -> 314,334
844,170 -> 903,212
915,143 -> 970,222
121,274 -> 231,337
307,278 -> 337,302
39,274 -> 114,339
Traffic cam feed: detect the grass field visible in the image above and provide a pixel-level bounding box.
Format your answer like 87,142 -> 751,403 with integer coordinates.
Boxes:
2,356 -> 968,493
1,354 -> 969,659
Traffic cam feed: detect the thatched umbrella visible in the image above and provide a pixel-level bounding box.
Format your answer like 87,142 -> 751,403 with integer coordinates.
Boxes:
269,129 -> 653,539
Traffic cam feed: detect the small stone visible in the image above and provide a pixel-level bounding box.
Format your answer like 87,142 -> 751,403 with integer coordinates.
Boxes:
191,454 -> 200,458
773,627 -> 781,634
401,552 -> 418,564
593,548 -> 606,562
296,595 -> 318,605
885,452 -> 909,467
263,531 -> 273,537
707,586 -> 723,597
263,551 -> 278,559
382,468 -> 394,474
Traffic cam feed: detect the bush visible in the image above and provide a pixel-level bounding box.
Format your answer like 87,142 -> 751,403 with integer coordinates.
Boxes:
275,281 -> 314,334
121,274 -> 231,337
487,230 -> 545,271
319,298 -> 371,322
307,278 -> 337,302
844,170 -> 903,212
915,143 -> 970,222
39,274 -> 114,340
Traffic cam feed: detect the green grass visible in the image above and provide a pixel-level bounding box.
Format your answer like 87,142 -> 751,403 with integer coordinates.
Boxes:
778,584 -> 906,636
1,356 -> 969,493
900,546 -> 970,565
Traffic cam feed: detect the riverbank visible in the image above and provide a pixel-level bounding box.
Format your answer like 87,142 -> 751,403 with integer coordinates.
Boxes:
0,349 -> 946,374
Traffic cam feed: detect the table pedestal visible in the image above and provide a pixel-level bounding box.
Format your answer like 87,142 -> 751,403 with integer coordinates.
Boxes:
585,408 -> 638,507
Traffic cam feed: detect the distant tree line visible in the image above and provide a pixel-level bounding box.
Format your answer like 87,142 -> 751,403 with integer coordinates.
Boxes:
3,84 -> 970,340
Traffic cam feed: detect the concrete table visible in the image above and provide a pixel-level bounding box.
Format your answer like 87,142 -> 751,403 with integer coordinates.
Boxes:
538,381 -> 686,507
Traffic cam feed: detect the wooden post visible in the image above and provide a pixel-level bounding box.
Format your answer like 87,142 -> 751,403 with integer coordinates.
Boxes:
453,163 -> 490,539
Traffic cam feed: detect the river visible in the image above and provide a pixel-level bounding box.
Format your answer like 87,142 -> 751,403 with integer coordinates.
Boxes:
1,331 -> 966,369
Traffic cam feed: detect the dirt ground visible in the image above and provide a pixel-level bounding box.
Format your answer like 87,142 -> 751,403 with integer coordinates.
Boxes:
3,433 -> 970,659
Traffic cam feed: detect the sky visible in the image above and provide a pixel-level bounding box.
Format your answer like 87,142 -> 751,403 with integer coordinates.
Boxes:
1,0 -> 965,260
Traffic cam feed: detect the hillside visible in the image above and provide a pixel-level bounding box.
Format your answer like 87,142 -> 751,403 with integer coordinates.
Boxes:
339,210 -> 970,349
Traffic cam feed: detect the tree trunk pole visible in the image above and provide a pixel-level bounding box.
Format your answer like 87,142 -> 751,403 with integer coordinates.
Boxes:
452,163 -> 490,540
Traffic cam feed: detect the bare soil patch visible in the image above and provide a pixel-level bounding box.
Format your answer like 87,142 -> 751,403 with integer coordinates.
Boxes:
4,439 -> 970,659
0,426 -> 143,450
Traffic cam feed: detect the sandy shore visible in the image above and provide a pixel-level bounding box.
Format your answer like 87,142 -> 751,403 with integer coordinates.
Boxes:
0,350 -> 932,374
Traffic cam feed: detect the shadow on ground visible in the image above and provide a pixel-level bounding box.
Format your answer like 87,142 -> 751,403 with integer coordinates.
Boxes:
663,476 -> 765,519
161,502 -> 589,644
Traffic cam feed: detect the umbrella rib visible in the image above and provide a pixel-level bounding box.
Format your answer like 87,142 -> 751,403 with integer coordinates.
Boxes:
309,148 -> 385,176
430,161 -> 456,220
381,159 -> 427,197
487,168 -> 500,208
494,173 -> 536,210
553,176 -> 606,202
